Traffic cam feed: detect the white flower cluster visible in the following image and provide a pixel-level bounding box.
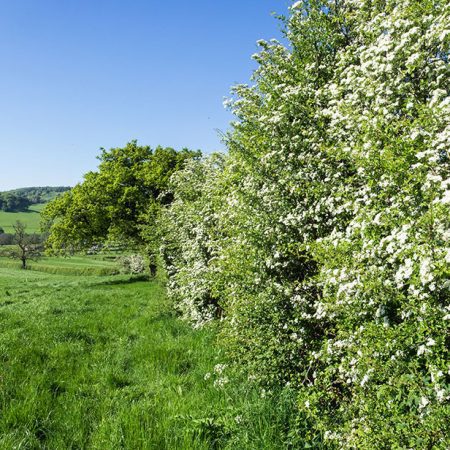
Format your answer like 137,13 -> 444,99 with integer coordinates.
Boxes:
159,154 -> 226,328
119,254 -> 146,274
160,0 -> 449,447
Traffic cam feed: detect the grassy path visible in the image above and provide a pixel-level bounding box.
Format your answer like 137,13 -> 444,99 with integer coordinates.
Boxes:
0,270 -> 223,449
0,268 -> 296,449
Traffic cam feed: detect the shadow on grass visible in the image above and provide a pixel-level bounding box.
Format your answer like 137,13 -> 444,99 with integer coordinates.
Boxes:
93,275 -> 151,286
2,207 -> 39,214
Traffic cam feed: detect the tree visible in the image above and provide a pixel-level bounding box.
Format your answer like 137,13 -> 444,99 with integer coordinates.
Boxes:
42,141 -> 201,274
0,193 -> 31,212
9,221 -> 41,269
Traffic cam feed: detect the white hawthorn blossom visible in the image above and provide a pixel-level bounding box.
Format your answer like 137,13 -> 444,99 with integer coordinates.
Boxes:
161,0 -> 450,447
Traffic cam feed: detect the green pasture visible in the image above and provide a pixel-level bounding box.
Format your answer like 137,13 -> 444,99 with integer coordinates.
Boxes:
0,254 -> 119,276
0,203 -> 45,233
0,263 -> 299,449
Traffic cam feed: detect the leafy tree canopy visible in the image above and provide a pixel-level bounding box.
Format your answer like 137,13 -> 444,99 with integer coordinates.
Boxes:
0,193 -> 32,212
42,141 -> 201,254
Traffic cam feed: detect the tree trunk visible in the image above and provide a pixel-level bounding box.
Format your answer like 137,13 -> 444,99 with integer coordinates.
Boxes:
149,262 -> 157,278
148,252 -> 157,277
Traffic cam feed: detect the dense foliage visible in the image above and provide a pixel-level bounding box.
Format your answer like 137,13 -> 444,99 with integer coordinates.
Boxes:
160,0 -> 450,447
8,186 -> 71,203
42,141 -> 200,268
159,154 -> 226,326
0,193 -> 31,212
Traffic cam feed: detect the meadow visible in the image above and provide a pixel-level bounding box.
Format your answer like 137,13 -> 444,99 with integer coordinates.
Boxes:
0,203 -> 45,233
3,0 -> 446,446
0,254 -> 119,276
0,262 -> 299,449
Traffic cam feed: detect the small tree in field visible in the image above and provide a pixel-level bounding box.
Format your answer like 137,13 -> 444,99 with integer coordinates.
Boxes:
10,221 -> 41,269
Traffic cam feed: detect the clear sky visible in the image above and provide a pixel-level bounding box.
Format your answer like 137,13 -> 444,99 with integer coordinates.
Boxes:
0,0 -> 290,191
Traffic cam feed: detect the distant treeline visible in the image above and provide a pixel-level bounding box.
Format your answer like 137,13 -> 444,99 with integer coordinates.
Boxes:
0,186 -> 71,212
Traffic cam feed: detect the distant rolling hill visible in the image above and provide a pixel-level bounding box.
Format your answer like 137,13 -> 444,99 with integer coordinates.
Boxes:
0,187 -> 71,234
2,186 -> 71,204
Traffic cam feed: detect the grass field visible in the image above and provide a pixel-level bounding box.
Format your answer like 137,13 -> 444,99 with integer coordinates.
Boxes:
0,254 -> 119,276
0,203 -> 45,233
0,264 -> 299,449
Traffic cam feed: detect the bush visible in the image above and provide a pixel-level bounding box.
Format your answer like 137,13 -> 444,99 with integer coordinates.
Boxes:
161,0 -> 450,447
159,154 -> 226,327
118,254 -> 146,275
0,233 -> 14,245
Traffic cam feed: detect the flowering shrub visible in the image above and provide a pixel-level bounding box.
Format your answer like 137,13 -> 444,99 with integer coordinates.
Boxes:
299,0 -> 450,446
159,154 -> 226,327
118,254 -> 146,274
216,0 -> 356,394
161,0 -> 449,446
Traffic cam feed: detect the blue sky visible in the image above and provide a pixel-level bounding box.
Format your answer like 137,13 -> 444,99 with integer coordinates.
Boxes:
0,0 -> 290,190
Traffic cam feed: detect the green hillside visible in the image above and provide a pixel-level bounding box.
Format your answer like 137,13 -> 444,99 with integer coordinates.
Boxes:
3,186 -> 71,203
0,187 -> 71,233
0,203 -> 45,233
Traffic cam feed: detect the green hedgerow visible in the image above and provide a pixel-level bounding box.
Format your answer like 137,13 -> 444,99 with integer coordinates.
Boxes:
160,0 -> 450,447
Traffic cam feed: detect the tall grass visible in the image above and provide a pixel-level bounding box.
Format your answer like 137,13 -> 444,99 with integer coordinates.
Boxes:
0,267 -> 304,449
